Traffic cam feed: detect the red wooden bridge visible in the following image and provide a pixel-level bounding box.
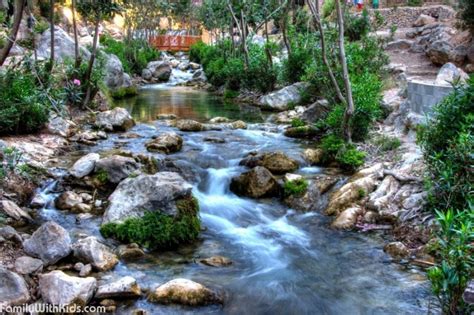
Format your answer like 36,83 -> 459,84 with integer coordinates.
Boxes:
149,35 -> 202,52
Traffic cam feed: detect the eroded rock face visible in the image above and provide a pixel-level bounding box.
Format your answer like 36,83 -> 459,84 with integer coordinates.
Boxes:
239,152 -> 299,175
463,280 -> 474,305
435,62 -> 469,85
144,61 -> 172,82
95,155 -> 140,184
70,153 -> 101,178
176,119 -> 203,132
148,278 -> 222,306
325,176 -> 377,216
413,14 -> 435,27
427,40 -> 453,65
367,175 -> 400,212
146,132 -> 183,154
103,172 -> 193,223
258,82 -> 310,111
302,148 -> 323,165
105,54 -> 135,92
23,222 -> 72,265
95,276 -> 141,299
0,268 -> 30,306
230,166 -> 280,198
331,206 -> 363,229
73,237 -> 118,272
95,108 -> 135,132
39,271 -> 96,306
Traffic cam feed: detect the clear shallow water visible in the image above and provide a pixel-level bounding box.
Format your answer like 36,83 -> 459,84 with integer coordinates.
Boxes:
38,85 -> 436,314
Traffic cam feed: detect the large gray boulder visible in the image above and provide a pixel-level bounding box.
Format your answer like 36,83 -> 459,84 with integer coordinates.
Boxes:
105,54 -> 135,92
0,268 -> 30,307
144,61 -> 172,82
103,172 -> 193,223
72,236 -> 118,271
39,271 -> 96,306
95,107 -> 135,132
230,166 -> 280,198
70,153 -> 101,178
47,114 -> 76,138
148,278 -> 222,306
23,221 -> 72,265
427,40 -> 453,65
37,27 -> 90,61
258,82 -> 310,111
14,256 -> 44,275
95,155 -> 140,184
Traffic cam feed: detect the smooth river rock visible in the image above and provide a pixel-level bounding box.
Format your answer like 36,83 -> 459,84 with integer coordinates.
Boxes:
14,256 -> 44,275
95,107 -> 135,132
258,82 -> 310,111
70,153 -> 101,178
95,155 -> 140,184
230,166 -> 280,198
146,132 -> 183,154
23,221 -> 72,265
103,172 -> 193,223
148,278 -> 222,306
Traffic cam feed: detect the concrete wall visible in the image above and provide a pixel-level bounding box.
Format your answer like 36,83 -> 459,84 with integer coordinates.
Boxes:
407,80 -> 453,114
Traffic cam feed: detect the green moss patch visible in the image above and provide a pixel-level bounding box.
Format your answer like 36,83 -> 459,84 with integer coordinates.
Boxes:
109,86 -> 138,99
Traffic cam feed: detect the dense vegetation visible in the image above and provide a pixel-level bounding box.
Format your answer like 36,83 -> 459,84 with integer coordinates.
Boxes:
418,78 -> 474,314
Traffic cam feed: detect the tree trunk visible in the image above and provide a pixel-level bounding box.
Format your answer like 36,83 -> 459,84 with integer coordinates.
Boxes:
280,0 -> 292,56
71,0 -> 80,68
240,9 -> 250,69
335,0 -> 354,142
308,0 -> 345,103
0,0 -> 25,66
83,19 -> 100,108
49,0 -> 55,65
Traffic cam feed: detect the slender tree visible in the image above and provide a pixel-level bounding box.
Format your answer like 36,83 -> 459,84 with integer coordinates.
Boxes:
334,0 -> 354,142
71,0 -> 80,67
49,0 -> 55,65
0,0 -> 25,66
77,0 -> 122,107
307,0 -> 345,103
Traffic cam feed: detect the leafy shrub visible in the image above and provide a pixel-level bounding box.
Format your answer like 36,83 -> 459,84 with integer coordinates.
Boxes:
345,9 -> 371,42
100,34 -> 159,75
427,209 -> 473,314
223,89 -> 239,99
33,19 -> 49,34
0,63 -> 50,134
65,56 -> 106,106
281,32 -> 315,84
100,197 -> 201,249
322,0 -> 335,19
291,118 -> 306,127
320,134 -> 366,171
417,78 -> 474,212
284,179 -> 309,196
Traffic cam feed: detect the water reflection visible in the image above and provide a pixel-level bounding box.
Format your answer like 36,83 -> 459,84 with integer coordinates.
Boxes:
112,85 -> 264,123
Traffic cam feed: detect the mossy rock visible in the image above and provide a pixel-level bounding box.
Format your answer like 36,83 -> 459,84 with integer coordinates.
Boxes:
284,126 -> 320,139
100,196 -> 201,249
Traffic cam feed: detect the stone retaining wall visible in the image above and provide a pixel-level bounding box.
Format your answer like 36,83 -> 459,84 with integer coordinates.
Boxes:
369,5 -> 455,28
407,80 -> 453,114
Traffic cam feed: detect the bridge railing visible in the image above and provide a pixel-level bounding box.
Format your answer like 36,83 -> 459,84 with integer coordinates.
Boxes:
149,35 -> 202,52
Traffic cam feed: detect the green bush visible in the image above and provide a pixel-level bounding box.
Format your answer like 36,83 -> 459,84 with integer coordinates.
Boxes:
100,197 -> 201,249
372,134 -> 402,152
284,178 -> 309,196
33,19 -> 49,34
322,0 -> 335,19
291,118 -> 306,127
109,86 -> 138,99
281,33 -> 315,84
345,9 -> 371,41
418,78 -> 474,212
427,209 -> 473,314
100,35 -> 159,75
320,134 -> 366,171
0,64 -> 50,134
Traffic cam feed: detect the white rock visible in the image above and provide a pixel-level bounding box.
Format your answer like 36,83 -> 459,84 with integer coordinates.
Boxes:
70,153 -> 100,178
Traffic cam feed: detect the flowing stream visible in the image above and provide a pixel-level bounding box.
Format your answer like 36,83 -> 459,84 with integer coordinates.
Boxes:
37,85 -> 435,314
